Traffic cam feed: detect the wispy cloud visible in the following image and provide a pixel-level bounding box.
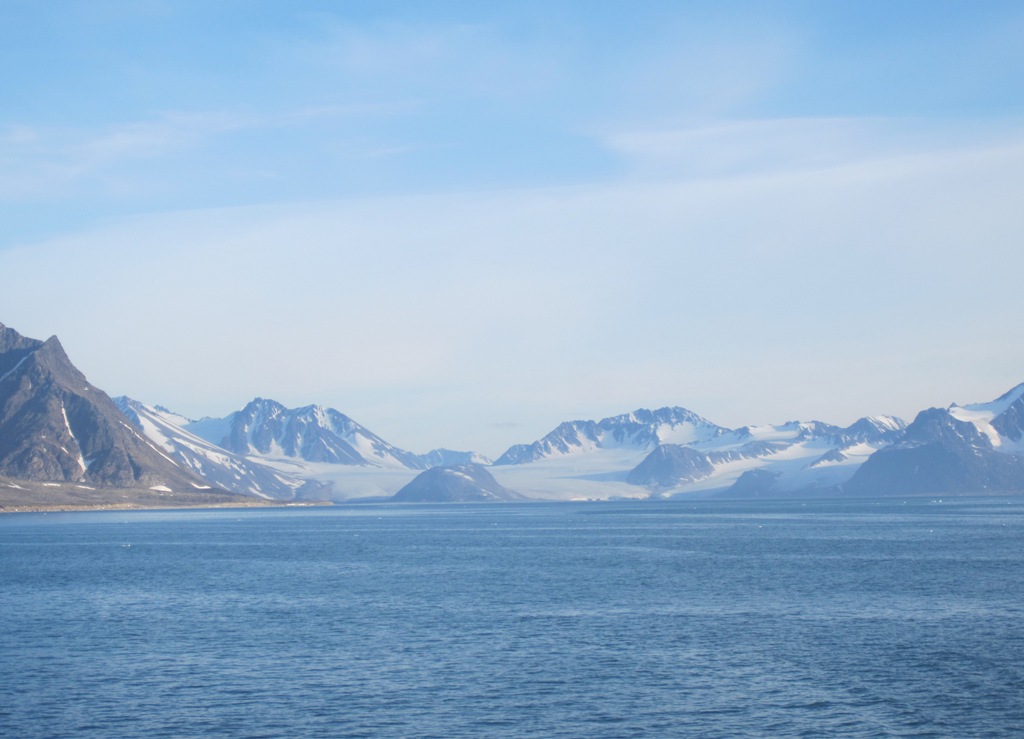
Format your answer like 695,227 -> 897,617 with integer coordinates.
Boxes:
285,18 -> 563,101
78,111 -> 243,162
3,123 -> 1022,452
600,116 -> 1024,179
0,111 -> 245,198
0,100 -> 426,202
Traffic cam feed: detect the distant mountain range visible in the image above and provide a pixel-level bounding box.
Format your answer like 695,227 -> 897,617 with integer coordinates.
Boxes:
1,321 -> 1022,504
112,397 -> 326,500
184,397 -> 491,471
110,396 -> 492,500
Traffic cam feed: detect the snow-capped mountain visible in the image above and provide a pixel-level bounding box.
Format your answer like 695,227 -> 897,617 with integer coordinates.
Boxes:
114,397 -> 327,500
494,407 -> 727,465
6,318 -> 1021,503
844,384 -> 1024,495
948,382 -> 1024,452
487,406 -> 909,499
187,398 -> 426,470
626,415 -> 907,496
184,397 -> 488,475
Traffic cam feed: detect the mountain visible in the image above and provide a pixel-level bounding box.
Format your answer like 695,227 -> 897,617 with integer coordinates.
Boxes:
625,444 -> 715,489
0,323 -> 207,490
717,469 -> 781,498
186,398 -> 489,480
494,407 -> 726,465
625,416 -> 907,496
489,403 -> 907,499
949,382 -> 1024,450
7,320 -> 1021,501
187,398 -> 426,469
843,384 -> 1024,496
114,397 -> 328,500
391,464 -> 527,502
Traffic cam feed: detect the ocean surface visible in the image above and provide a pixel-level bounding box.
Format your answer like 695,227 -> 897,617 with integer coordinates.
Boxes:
1,498 -> 1023,737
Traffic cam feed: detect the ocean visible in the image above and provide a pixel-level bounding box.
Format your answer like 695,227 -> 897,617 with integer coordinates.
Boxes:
1,498 -> 1022,737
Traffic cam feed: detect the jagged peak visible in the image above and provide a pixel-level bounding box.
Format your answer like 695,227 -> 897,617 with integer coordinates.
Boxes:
845,415 -> 906,435
241,397 -> 286,414
611,406 -> 714,426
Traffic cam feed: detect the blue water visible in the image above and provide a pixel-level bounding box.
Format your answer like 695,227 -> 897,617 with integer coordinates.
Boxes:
1,498 -> 1023,737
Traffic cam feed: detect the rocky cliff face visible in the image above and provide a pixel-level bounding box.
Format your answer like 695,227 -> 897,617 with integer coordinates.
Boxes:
0,323 -> 207,489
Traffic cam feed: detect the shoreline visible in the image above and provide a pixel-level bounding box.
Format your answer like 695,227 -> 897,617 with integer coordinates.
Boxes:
0,480 -> 335,514
0,500 -> 334,514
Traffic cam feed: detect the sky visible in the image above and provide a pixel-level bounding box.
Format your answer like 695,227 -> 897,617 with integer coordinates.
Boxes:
1,0 -> 1023,458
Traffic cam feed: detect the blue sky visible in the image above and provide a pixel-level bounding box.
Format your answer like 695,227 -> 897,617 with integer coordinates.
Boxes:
2,1 -> 1023,456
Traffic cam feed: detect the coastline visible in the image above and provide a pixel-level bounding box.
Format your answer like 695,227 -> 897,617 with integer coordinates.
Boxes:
0,480 -> 333,514
0,500 -> 333,514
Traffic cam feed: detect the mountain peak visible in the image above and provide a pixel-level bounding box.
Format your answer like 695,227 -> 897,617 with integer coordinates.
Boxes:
0,325 -> 208,489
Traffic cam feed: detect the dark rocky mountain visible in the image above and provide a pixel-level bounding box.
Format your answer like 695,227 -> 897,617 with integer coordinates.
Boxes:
115,397 -> 328,500
0,323 -> 207,489
843,405 -> 1024,496
391,463 -> 527,502
625,444 -> 715,489
495,407 -> 726,465
718,469 -> 781,498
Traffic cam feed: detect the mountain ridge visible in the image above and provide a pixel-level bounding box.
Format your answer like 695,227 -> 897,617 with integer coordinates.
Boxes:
114,396 -> 329,500
185,397 -> 488,472
494,406 -> 726,465
3,321 -> 1022,502
0,323 -> 209,490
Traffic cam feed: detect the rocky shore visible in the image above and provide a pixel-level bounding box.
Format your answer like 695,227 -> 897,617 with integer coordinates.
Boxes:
0,479 -> 329,513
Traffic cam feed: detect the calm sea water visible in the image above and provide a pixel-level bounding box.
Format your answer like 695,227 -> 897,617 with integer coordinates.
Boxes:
1,498 -> 1022,737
